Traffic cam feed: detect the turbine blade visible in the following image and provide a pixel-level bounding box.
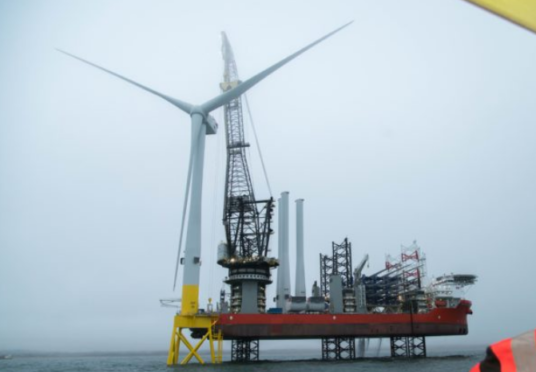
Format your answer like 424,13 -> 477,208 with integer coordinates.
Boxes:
57,49 -> 193,114
201,21 -> 353,113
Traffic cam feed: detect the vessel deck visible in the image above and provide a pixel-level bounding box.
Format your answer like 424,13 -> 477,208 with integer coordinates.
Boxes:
215,300 -> 472,340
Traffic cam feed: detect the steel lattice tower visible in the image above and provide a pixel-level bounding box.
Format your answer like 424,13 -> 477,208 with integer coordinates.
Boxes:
332,238 -> 353,288
218,33 -> 276,314
221,40 -> 259,258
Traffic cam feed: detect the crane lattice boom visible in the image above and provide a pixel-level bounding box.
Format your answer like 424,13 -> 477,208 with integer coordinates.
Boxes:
220,32 -> 273,260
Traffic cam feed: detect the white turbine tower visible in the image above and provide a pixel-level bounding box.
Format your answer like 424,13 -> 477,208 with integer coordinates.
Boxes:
58,21 -> 352,318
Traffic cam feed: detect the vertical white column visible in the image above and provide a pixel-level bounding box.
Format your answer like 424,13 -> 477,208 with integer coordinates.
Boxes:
295,199 -> 306,297
281,192 -> 291,301
181,114 -> 206,315
276,197 -> 284,308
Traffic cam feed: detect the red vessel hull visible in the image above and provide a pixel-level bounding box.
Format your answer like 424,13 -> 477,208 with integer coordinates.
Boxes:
216,300 -> 472,340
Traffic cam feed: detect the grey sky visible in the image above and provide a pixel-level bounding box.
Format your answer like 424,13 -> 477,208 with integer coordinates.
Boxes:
1,0 -> 535,353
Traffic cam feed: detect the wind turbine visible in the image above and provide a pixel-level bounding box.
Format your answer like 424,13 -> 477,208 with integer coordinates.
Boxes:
58,21 -> 353,316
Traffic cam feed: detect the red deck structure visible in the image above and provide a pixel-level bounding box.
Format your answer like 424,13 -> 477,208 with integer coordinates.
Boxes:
216,300 -> 472,340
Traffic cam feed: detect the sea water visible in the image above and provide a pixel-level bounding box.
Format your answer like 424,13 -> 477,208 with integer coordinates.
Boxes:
0,346 -> 484,372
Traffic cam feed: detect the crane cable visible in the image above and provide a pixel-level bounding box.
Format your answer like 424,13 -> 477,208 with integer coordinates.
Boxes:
243,93 -> 273,197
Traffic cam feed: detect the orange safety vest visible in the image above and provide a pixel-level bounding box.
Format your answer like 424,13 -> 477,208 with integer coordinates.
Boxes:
470,330 -> 536,372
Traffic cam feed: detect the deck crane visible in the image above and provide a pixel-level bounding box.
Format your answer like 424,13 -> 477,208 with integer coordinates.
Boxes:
217,33 -> 277,314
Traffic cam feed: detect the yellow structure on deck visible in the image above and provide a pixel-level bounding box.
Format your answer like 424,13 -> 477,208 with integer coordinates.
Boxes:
167,313 -> 222,366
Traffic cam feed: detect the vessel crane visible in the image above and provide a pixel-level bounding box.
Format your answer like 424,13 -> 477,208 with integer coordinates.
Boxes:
353,254 -> 369,284
218,33 -> 277,314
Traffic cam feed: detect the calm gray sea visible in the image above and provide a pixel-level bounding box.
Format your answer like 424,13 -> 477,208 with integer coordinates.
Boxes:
0,347 -> 483,372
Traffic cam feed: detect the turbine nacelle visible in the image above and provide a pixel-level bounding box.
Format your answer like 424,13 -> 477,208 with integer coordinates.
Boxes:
203,114 -> 218,135
189,106 -> 218,135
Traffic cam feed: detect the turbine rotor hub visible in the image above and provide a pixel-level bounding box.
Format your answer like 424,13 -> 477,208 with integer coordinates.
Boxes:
189,106 -> 207,118
190,106 -> 218,135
